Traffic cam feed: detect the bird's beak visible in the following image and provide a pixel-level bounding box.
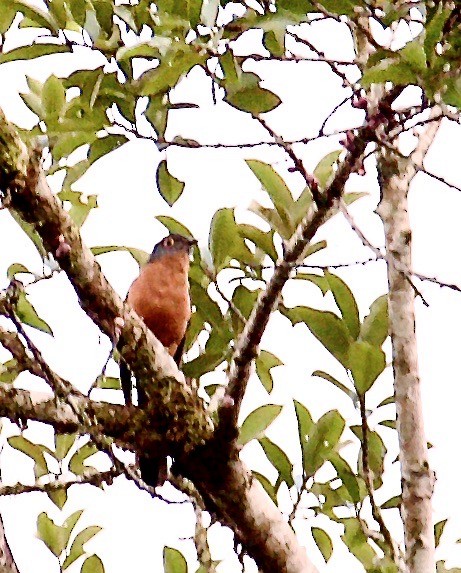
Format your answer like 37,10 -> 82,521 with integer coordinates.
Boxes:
188,238 -> 198,247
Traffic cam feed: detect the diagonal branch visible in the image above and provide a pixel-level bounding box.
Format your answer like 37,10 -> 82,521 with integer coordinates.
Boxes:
0,108 -> 213,455
0,385 -> 155,448
218,86 -> 403,433
0,108 -> 319,573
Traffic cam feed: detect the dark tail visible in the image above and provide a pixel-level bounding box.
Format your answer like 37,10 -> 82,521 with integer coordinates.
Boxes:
120,337 -> 186,488
119,359 -> 132,405
137,384 -> 167,488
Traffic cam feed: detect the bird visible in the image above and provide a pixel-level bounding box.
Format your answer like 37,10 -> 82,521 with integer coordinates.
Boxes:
119,233 -> 196,487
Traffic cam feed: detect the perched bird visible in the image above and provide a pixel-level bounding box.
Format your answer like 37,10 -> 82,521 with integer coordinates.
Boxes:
120,233 -> 196,487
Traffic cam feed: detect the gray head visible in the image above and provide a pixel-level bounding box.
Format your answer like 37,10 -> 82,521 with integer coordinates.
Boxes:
148,234 -> 197,263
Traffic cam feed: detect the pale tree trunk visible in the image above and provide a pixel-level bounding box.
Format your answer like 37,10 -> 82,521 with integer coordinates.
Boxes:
377,109 -> 441,573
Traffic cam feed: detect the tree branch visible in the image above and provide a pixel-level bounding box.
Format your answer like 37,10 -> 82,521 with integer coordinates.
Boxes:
218,87 -> 403,433
0,109 -> 319,573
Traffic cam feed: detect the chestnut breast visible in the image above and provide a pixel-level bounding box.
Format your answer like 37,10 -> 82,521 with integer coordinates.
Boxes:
127,251 -> 191,356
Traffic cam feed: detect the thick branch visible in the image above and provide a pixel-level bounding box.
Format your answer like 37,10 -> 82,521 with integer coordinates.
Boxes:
0,111 -> 212,454
376,106 -> 441,573
186,456 -> 317,573
0,110 -> 319,573
0,386 -> 155,449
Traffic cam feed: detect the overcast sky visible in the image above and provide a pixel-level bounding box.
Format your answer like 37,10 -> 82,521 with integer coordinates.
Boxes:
1,7 -> 461,573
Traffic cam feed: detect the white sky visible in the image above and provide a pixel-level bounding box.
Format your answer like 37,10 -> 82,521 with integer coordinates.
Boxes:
1,8 -> 461,573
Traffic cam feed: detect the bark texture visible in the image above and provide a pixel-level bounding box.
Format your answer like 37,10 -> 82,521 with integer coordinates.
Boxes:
0,110 -> 318,573
377,110 -> 441,573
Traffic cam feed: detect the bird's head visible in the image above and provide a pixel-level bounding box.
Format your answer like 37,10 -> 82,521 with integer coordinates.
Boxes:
148,234 -> 197,263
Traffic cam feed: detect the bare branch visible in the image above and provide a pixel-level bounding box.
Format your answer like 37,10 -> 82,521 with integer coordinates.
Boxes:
0,469 -> 122,496
217,88 -> 404,432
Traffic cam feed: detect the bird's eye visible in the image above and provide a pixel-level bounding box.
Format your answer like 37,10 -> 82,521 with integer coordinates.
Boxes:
164,237 -> 175,248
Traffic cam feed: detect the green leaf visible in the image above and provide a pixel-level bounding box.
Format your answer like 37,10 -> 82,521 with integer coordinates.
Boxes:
16,291 -> 53,335
81,555 -> 104,573
55,433 -> 77,461
263,29 -> 285,57
377,395 -> 394,408
238,404 -> 283,446
0,359 -> 23,383
95,375 -> 121,390
13,0 -> 58,30
351,426 -> 387,480
91,246 -> 149,267
400,40 -> 427,73
239,224 -> 278,262
59,190 -> 98,229
0,44 -> 68,64
245,160 -> 294,230
156,216 -> 193,239
209,208 -> 235,272
42,75 -> 66,121
324,271 -> 360,339
182,348 -> 227,378
361,59 -> 417,88
259,436 -> 293,488
7,263 -> 30,279
304,410 -> 345,477
312,370 -> 355,400
379,419 -> 396,430
312,527 -> 333,562
88,135 -> 128,164
359,295 -> 388,347
424,4 -> 451,65
209,208 -> 254,272
69,443 -> 98,475
341,517 -> 377,568
252,471 -> 277,504
8,435 -> 49,478
191,282 -> 224,327
225,84 -> 281,114
292,187 -> 313,226
48,488 -> 68,510
156,160 -> 185,206
349,340 -> 386,394
63,526 -> 102,570
37,513 -> 68,557
293,273 -> 329,294
381,495 -> 401,510
329,452 -> 361,504
249,201 -> 292,240
0,4 -> 18,33
314,150 -> 342,189
137,50 -> 204,96
255,350 -> 283,393
435,519 -> 448,549
163,547 -> 187,573
293,399 -> 313,468
283,306 -> 351,368
62,510 -> 85,540
319,0 -> 356,16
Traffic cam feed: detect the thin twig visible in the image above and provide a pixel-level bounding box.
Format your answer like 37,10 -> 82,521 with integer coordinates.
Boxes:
0,468 -> 122,496
358,393 -> 401,564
